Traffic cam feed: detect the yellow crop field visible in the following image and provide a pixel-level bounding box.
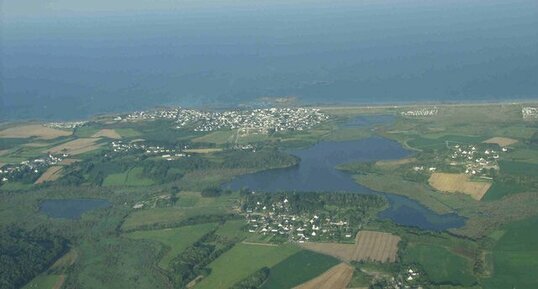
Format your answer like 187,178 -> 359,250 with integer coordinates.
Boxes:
429,172 -> 491,200
301,230 -> 400,263
43,138 -> 103,155
483,137 -> 518,147
0,124 -> 72,140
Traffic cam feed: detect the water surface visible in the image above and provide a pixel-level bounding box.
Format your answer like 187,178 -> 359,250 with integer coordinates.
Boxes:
225,136 -> 464,231
39,199 -> 111,219
2,0 -> 537,120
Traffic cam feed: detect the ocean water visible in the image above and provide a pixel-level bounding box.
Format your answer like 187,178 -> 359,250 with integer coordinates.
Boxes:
1,0 -> 537,120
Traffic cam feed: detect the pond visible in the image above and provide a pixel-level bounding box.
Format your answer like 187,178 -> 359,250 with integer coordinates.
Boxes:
225,116 -> 465,231
39,199 -> 111,219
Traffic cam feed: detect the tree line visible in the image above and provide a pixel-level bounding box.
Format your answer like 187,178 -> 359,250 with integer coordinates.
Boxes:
0,225 -> 68,289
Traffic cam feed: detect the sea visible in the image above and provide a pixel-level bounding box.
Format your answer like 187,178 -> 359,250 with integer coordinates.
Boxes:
1,0 -> 537,120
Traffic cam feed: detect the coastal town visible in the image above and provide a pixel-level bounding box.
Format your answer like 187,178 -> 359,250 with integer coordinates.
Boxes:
118,107 -> 329,133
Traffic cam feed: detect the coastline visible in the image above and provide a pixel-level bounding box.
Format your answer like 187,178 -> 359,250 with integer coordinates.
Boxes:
2,99 -> 538,124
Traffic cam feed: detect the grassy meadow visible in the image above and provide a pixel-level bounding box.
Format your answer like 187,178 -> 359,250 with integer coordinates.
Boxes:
482,216 -> 538,289
260,250 -> 340,289
103,167 -> 155,187
126,223 -> 218,269
195,244 -> 301,289
402,243 -> 476,287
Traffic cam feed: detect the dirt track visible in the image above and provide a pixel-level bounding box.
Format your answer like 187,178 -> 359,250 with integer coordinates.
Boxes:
294,263 -> 353,289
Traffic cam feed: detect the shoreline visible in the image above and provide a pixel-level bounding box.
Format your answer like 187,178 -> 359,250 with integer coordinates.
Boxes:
1,99 -> 538,124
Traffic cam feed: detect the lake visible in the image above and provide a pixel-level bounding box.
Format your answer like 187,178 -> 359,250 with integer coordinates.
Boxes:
2,0 -> 537,120
39,199 -> 111,219
225,117 -> 464,230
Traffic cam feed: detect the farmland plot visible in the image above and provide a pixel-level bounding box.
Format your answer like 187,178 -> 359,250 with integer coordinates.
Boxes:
43,138 -> 103,155
35,166 -> 63,184
0,124 -> 72,140
301,230 -> 400,263
293,263 -> 354,289
429,173 -> 491,200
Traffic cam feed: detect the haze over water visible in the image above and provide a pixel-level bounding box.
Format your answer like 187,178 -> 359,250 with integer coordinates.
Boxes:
1,0 -> 537,120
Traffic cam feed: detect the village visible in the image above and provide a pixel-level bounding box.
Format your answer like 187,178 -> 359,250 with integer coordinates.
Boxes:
448,143 -> 508,177
117,107 -> 329,133
0,153 -> 68,184
243,196 -> 357,243
44,121 -> 88,129
522,106 -> 538,119
412,140 -> 513,179
400,107 -> 438,117
109,140 -> 188,160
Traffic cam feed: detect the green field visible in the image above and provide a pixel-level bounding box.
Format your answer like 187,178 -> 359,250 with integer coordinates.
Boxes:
126,223 -> 217,269
115,128 -> 141,138
499,160 -> 538,177
215,220 -> 248,241
22,274 -> 62,289
505,148 -> 538,164
482,216 -> 538,289
70,237 -> 168,289
74,126 -> 101,138
193,130 -> 235,144
103,167 -> 154,187
406,134 -> 484,151
482,181 -> 527,201
402,243 -> 476,286
122,206 -> 230,231
261,250 -> 340,289
195,244 -> 300,289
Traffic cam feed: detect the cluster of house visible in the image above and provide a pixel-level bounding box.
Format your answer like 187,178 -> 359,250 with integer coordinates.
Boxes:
44,121 -> 88,129
115,107 -> 329,133
449,144 -> 508,176
0,153 -> 67,183
374,267 -> 422,289
233,144 -> 256,151
244,198 -> 354,243
522,107 -> 538,119
400,107 -> 438,117
404,268 -> 421,282
109,141 -> 189,160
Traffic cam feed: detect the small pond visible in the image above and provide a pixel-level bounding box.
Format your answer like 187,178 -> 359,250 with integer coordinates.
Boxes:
39,199 -> 111,219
